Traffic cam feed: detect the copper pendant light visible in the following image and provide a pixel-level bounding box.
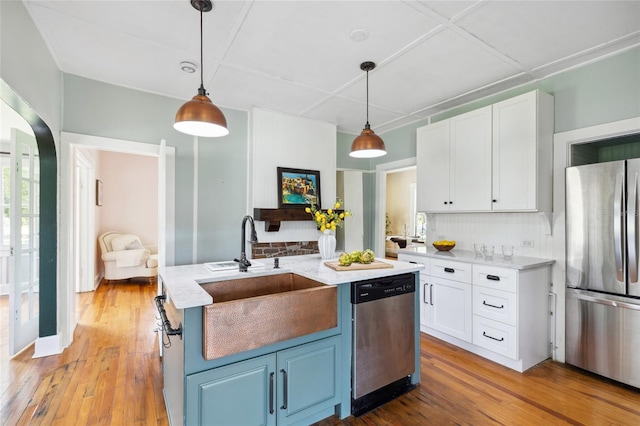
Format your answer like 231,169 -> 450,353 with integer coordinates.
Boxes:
174,0 -> 229,138
349,61 -> 386,158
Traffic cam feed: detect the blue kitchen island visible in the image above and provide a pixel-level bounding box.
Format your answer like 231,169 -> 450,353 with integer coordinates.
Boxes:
158,254 -> 422,426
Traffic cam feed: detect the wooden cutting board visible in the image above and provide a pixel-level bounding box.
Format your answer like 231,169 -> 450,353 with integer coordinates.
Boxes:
324,260 -> 394,271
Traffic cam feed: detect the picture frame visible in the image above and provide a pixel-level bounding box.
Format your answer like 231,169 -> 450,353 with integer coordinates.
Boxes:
277,167 -> 321,208
96,179 -> 103,206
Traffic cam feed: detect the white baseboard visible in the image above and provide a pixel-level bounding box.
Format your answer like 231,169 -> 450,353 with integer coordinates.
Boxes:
95,271 -> 104,289
33,334 -> 64,358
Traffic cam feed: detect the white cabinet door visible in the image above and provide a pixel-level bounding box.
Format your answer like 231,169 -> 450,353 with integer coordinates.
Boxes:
492,90 -> 553,211
449,106 -> 493,211
397,253 -> 431,328
430,277 -> 472,342
417,121 -> 450,212
420,274 -> 432,329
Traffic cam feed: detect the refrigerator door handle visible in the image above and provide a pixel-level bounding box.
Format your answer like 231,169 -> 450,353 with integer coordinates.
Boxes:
628,172 -> 639,283
575,292 -> 640,311
614,171 -> 625,282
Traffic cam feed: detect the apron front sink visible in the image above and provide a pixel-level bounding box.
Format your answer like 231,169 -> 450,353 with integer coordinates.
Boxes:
200,273 -> 337,360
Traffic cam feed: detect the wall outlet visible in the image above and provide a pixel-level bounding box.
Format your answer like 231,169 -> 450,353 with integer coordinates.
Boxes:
522,240 -> 534,248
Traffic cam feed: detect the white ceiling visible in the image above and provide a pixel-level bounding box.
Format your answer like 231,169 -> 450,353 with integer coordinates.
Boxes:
23,0 -> 640,135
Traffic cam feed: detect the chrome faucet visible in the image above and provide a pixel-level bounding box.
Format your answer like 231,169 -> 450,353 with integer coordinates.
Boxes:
234,215 -> 258,272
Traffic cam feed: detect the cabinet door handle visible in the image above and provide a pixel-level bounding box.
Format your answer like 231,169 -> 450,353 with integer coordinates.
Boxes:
444,201 -> 448,205
483,331 -> 504,342
444,267 -> 455,273
269,372 -> 275,414
430,284 -> 434,306
423,283 -> 429,304
280,369 -> 288,410
492,199 -> 497,203
486,274 -> 500,281
482,300 -> 504,309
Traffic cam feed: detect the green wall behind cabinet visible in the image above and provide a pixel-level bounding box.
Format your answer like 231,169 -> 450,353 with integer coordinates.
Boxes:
432,47 -> 640,133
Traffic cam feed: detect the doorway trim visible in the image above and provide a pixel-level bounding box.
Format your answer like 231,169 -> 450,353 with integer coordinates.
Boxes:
48,132 -> 176,358
374,157 -> 417,256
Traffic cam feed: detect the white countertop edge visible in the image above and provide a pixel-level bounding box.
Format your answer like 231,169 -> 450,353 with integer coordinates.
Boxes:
159,254 -> 424,309
396,247 -> 555,270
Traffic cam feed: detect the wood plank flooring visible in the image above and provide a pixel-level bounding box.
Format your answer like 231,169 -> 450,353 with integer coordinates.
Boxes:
2,281 -> 640,425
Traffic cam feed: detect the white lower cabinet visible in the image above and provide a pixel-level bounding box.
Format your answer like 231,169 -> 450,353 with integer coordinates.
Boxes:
431,277 -> 472,343
472,315 -> 517,360
396,253 -> 431,329
399,253 -> 551,372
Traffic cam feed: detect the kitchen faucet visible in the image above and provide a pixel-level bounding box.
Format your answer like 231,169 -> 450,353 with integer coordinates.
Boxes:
234,215 -> 258,272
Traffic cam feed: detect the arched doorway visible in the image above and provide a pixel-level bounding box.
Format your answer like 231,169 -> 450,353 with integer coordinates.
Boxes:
1,80 -> 57,355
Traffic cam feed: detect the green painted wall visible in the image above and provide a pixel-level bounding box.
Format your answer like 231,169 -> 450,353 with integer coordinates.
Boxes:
432,47 -> 640,132
196,108 -> 249,263
63,75 -> 249,265
1,0 -> 62,338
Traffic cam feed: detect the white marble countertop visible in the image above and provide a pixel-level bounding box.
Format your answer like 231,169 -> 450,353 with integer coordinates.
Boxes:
397,246 -> 555,270
159,254 -> 423,309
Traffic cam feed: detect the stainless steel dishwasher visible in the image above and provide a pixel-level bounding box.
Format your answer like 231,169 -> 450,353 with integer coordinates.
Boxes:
351,273 -> 416,416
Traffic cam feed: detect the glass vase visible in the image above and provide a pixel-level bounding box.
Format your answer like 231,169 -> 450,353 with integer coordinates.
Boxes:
318,230 -> 336,260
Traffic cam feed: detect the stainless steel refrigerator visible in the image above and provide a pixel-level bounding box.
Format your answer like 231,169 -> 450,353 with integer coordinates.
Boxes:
566,160 -> 640,389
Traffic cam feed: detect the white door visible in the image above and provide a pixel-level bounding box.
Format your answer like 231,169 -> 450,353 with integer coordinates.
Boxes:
74,150 -> 95,292
9,128 -> 39,356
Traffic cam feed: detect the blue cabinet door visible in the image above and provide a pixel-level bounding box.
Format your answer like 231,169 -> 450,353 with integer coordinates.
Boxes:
186,354 -> 277,426
277,336 -> 341,425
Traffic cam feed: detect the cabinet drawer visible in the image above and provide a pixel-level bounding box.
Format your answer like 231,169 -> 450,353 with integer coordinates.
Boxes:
431,259 -> 471,283
473,286 -> 517,326
473,265 -> 518,292
473,316 -> 517,360
398,254 -> 430,274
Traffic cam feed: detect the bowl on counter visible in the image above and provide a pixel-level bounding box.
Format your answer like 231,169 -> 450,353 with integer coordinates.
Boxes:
433,242 -> 455,251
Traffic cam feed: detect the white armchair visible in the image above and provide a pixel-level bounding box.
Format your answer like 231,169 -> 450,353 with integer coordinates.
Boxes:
98,231 -> 158,285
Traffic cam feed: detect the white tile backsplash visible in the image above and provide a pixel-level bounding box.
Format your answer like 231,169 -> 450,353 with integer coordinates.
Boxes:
426,212 -> 553,259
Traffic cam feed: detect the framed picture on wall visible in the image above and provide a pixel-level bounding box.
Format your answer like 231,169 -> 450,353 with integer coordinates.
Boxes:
96,179 -> 103,206
277,167 -> 321,208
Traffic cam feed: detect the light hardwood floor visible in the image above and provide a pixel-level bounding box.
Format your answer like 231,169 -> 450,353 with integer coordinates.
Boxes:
2,281 -> 640,425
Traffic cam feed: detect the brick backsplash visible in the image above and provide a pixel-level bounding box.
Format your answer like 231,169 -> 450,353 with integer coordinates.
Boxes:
252,241 -> 318,259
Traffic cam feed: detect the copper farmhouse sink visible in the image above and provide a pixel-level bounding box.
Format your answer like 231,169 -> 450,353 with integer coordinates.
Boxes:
200,273 -> 337,360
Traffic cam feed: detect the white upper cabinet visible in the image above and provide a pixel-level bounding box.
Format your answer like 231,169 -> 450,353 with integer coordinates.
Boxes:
417,120 -> 449,212
417,106 -> 492,212
491,90 -> 554,212
416,90 -> 554,213
450,106 -> 493,211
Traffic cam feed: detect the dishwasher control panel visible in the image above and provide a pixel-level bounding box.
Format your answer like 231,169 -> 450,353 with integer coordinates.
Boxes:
352,273 -> 415,304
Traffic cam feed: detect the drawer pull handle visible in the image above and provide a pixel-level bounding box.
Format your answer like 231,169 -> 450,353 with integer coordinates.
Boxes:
483,331 -> 504,342
482,300 -> 504,309
444,267 -> 455,273
486,274 -> 500,281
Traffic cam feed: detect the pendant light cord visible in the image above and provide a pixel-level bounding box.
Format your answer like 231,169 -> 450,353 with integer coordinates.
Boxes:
365,69 -> 370,126
200,7 -> 203,88
198,5 -> 206,95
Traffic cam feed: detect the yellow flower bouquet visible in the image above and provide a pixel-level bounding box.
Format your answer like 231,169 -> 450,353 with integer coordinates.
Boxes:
305,201 -> 350,232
